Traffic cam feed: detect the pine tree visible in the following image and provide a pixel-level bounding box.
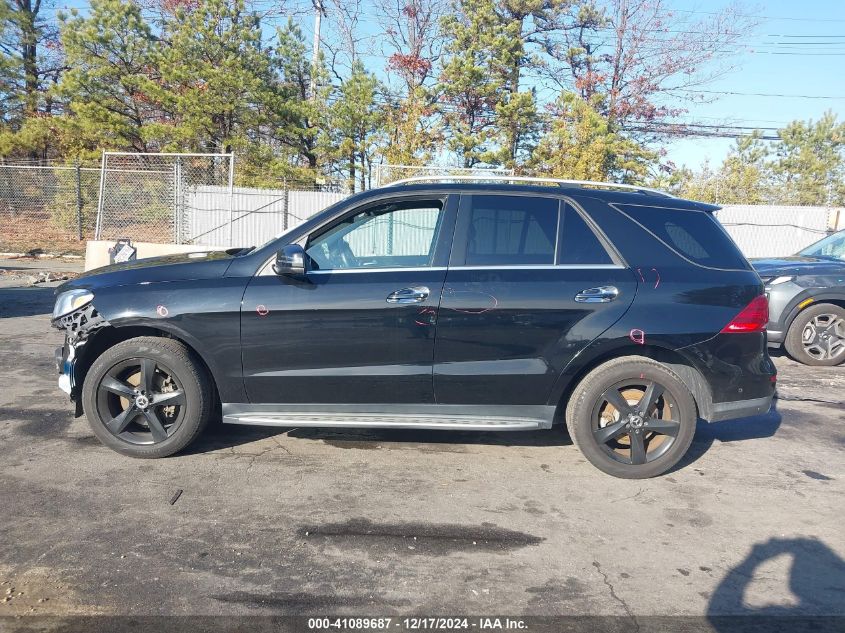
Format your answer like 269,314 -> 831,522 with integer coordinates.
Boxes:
772,113 -> 845,206
150,0 -> 276,154
55,0 -> 158,152
531,93 -> 655,182
438,0 -> 502,167
327,61 -> 385,191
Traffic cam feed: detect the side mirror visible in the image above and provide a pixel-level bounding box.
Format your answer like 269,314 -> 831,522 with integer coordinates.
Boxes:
273,244 -> 306,276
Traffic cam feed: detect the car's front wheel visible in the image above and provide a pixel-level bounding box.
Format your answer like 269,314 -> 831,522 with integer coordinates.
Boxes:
784,303 -> 845,366
82,336 -> 213,458
565,356 -> 697,479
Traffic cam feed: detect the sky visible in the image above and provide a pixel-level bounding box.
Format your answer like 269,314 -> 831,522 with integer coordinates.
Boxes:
50,0 -> 845,172
660,0 -> 845,169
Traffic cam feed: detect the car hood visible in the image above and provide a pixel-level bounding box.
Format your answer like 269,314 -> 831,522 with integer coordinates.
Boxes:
57,250 -> 238,293
750,256 -> 845,277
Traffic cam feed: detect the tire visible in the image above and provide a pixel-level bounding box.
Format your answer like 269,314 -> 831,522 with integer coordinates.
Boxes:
565,356 -> 697,479
784,303 -> 845,367
82,336 -> 213,458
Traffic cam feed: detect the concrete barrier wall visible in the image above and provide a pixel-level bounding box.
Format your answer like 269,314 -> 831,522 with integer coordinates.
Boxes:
84,240 -> 226,271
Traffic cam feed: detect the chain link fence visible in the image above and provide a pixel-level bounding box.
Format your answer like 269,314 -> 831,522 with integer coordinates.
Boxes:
95,152 -> 234,244
2,155 -> 843,257
0,156 -> 348,253
0,162 -> 101,254
95,152 -> 347,247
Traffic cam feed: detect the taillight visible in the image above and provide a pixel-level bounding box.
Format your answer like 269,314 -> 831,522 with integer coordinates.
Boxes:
721,295 -> 769,334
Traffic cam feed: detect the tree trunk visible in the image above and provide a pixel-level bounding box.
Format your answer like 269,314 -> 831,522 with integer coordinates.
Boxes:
15,0 -> 40,116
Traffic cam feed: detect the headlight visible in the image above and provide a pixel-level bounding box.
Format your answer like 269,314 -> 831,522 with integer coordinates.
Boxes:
768,276 -> 795,286
53,289 -> 94,320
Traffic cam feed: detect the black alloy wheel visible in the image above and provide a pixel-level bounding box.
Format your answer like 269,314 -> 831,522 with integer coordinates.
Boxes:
591,380 -> 681,466
95,357 -> 186,445
82,337 -> 212,458
566,356 -> 697,479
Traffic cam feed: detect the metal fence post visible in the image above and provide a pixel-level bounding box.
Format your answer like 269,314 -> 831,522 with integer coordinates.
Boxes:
227,154 -> 235,247
283,178 -> 289,231
174,157 -> 183,244
74,161 -> 84,241
94,150 -> 107,240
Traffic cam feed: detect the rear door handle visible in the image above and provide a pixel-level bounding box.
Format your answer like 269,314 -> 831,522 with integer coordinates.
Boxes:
386,286 -> 430,304
574,286 -> 619,303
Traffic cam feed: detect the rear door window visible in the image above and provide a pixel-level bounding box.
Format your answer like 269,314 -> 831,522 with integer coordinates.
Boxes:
464,195 -> 558,266
614,204 -> 749,270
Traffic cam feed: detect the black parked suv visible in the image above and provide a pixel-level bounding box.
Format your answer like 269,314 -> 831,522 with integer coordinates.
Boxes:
53,178 -> 776,478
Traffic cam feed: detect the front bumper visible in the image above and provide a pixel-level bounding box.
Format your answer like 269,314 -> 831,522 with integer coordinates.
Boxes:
766,329 -> 784,345
55,341 -> 76,397
765,280 -> 812,346
52,303 -> 108,403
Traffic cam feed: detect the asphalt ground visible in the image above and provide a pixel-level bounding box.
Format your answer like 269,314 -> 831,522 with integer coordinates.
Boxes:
0,258 -> 843,630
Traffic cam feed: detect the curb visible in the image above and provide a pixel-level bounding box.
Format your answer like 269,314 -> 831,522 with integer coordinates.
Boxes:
0,252 -> 84,259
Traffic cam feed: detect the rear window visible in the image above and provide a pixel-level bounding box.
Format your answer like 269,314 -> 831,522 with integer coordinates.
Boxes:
614,204 -> 749,270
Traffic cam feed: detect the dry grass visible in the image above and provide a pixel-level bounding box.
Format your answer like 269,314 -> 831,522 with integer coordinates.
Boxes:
0,214 -> 90,255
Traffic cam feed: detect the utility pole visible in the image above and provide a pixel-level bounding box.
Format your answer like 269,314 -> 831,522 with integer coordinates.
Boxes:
310,0 -> 325,100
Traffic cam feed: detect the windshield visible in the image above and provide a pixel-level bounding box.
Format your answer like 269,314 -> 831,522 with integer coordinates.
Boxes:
799,230 -> 845,260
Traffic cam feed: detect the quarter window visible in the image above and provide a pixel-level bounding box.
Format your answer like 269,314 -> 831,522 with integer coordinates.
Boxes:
465,195 -> 558,266
557,203 -> 613,265
306,200 -> 444,270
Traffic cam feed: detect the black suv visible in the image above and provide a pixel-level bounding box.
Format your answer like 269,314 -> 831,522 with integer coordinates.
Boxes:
53,179 -> 776,478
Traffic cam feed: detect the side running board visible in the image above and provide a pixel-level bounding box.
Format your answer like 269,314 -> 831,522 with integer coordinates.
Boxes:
222,409 -> 552,431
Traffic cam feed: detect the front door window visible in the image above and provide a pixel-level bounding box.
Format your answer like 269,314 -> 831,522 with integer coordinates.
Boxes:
306,200 -> 445,270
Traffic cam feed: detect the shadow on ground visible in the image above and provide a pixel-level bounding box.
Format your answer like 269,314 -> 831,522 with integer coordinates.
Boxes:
186,420 -> 574,455
707,538 -> 845,616
187,404 -> 784,461
0,286 -> 55,318
671,401 -> 783,472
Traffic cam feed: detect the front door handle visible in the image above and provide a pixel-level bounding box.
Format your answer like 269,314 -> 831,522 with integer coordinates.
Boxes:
574,286 -> 619,303
386,286 -> 430,304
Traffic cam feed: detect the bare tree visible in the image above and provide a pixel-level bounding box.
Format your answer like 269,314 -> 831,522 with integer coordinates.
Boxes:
377,0 -> 446,94
321,0 -> 375,81
542,0 -> 758,131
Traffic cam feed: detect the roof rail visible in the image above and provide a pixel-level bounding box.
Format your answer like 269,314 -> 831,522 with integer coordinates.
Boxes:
383,175 -> 674,198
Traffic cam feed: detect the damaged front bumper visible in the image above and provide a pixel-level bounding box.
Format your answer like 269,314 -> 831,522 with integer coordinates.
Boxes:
56,342 -> 76,396
52,304 -> 108,401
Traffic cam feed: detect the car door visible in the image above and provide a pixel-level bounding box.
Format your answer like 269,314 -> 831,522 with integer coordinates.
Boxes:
241,194 -> 457,404
433,193 -> 637,405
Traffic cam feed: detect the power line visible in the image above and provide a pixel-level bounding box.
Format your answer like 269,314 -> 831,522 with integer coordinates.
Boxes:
676,89 -> 845,100
672,9 -> 845,23
766,34 -> 845,38
627,126 -> 781,140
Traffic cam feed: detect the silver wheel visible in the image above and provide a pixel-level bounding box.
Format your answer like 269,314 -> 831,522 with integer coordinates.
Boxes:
801,313 -> 845,362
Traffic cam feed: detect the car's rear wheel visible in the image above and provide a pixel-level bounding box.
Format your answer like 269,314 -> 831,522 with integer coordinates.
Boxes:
565,356 -> 697,479
82,337 -> 212,458
784,303 -> 845,366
